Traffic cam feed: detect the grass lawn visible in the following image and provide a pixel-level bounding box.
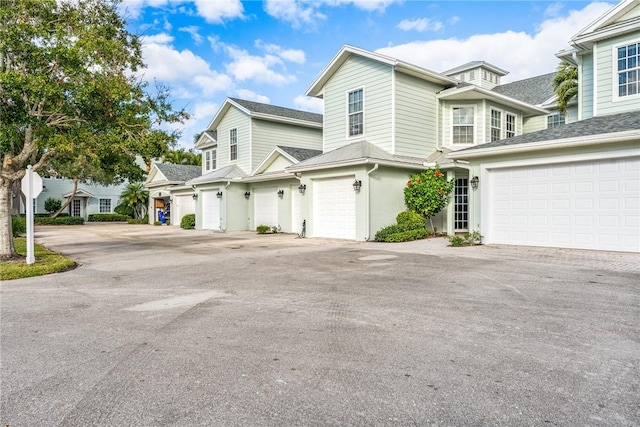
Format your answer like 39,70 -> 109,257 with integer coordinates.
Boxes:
0,238 -> 76,281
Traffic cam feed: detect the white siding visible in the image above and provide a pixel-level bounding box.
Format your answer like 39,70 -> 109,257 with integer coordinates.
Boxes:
216,106 -> 251,173
323,55 -> 393,153
580,53 -> 594,119
594,34 -> 640,116
394,72 -> 441,157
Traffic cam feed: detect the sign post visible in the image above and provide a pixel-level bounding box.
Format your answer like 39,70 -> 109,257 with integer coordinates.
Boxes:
20,166 -> 43,264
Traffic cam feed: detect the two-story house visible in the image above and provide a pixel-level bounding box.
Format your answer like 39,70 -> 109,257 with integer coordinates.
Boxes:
449,0 -> 640,252
287,45 -> 548,240
183,97 -> 323,232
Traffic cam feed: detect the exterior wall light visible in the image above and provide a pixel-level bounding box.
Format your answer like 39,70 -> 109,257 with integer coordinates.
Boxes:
216,191 -> 223,198
244,191 -> 251,199
352,179 -> 362,192
298,184 -> 306,194
470,176 -> 479,190
277,189 -> 284,198
192,193 -> 198,200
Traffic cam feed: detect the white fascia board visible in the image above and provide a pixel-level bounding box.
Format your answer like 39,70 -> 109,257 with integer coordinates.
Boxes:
448,130 -> 640,159
145,180 -> 183,188
251,113 -> 323,129
437,85 -> 550,115
572,18 -> 640,47
287,158 -> 426,173
394,62 -> 458,86
571,0 -> 636,40
186,176 -> 243,187
241,172 -> 297,183
194,132 -> 216,150
252,147 -> 298,175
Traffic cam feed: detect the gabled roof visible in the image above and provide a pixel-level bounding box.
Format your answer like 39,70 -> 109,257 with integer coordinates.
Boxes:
306,45 -> 458,98
437,84 -> 549,117
252,145 -> 323,175
204,97 -> 323,133
449,110 -> 640,158
287,140 -> 426,172
186,164 -> 247,186
492,72 -> 557,106
64,188 -> 94,198
154,163 -> 202,183
277,146 -> 323,162
442,61 -> 509,77
194,130 -> 217,150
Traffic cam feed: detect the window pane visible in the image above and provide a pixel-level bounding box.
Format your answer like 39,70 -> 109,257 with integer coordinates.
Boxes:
618,46 -> 626,58
618,58 -> 627,71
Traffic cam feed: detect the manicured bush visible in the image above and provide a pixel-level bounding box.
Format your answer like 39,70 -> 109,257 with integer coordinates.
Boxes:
374,210 -> 431,243
448,236 -> 466,247
87,213 -> 129,222
256,225 -> 270,234
127,218 -> 147,224
44,197 -> 62,214
396,211 -> 426,229
12,216 -> 26,237
180,214 -> 196,230
384,229 -> 429,243
34,216 -> 84,225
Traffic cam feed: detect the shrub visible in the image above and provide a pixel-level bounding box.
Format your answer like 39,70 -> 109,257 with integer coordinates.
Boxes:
180,214 -> 196,230
127,218 -> 147,224
374,220 -> 431,242
384,228 -> 429,243
87,213 -> 129,222
44,197 -> 62,214
34,216 -> 84,225
12,216 -> 26,237
154,221 -> 161,226
256,225 -> 270,234
448,231 -> 484,247
448,236 -> 466,247
396,211 -> 426,229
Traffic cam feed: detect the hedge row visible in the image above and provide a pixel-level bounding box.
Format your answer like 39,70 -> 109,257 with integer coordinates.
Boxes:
35,216 -> 84,225
87,213 -> 129,222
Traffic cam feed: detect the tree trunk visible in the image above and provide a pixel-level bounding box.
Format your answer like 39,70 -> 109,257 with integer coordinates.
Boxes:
52,177 -> 79,218
0,177 -> 18,260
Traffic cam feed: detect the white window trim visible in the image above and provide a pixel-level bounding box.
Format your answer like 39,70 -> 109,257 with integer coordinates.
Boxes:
211,147 -> 217,170
229,128 -> 238,162
99,198 -> 111,213
505,112 -> 516,138
345,86 -> 365,140
450,105 -> 476,146
612,40 -> 640,103
205,150 -> 211,171
490,108 -> 502,142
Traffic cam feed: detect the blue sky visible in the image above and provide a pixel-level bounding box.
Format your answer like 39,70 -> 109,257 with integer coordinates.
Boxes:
120,0 -> 615,149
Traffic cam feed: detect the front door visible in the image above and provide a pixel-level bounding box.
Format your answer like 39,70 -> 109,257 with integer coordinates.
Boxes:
454,178 -> 468,232
71,199 -> 81,217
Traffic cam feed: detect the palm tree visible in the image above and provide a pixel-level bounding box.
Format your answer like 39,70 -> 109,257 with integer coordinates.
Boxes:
118,182 -> 149,219
163,148 -> 201,166
552,61 -> 578,115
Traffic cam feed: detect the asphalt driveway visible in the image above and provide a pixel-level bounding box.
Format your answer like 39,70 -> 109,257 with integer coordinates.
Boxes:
1,224 -> 638,426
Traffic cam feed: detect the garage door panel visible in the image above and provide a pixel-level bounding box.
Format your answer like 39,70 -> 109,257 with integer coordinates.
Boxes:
201,191 -> 220,230
254,187 -> 278,227
487,157 -> 640,252
313,177 -> 356,239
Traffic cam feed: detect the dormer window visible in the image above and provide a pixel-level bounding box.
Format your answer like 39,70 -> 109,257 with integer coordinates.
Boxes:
617,42 -> 639,98
347,88 -> 364,137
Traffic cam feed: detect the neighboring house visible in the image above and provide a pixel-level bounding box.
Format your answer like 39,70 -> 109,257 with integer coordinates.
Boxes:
183,97 -> 323,232
449,0 -> 640,252
23,176 -> 126,220
287,45 -> 549,240
145,162 -> 202,225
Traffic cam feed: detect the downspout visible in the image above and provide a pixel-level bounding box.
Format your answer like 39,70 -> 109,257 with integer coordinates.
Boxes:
572,51 -> 583,121
221,180 -> 231,232
364,163 -> 379,241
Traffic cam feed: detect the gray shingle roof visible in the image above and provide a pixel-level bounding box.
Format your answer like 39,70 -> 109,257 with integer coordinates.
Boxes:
277,146 -> 323,162
229,98 -> 323,124
492,72 -> 556,105
288,140 -> 426,170
186,164 -> 247,185
155,163 -> 202,182
457,111 -> 640,152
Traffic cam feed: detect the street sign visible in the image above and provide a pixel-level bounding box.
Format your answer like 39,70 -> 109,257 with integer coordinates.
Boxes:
21,168 -> 43,199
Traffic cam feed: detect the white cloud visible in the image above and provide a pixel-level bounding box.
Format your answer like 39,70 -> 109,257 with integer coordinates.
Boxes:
294,95 -> 324,114
255,40 -> 306,64
397,17 -> 443,32
141,33 -> 174,45
193,0 -> 244,23
224,46 -> 297,85
141,42 -> 212,81
193,74 -> 233,96
344,0 -> 402,12
263,0 -> 326,28
448,16 -> 460,25
377,2 -> 614,82
235,89 -> 270,104
179,26 -> 203,45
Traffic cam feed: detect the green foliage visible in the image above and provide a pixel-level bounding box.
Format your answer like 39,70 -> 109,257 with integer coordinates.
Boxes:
0,237 -> 76,281
154,221 -> 162,226
118,182 -> 149,219
404,166 -> 455,220
163,148 -> 201,166
127,218 -> 147,224
256,225 -> 270,234
396,211 -> 426,229
180,214 -> 196,229
448,231 -> 484,247
384,229 -> 429,243
34,216 -> 84,225
553,61 -> 578,115
87,214 -> 129,222
12,216 -> 26,237
44,197 -> 62,214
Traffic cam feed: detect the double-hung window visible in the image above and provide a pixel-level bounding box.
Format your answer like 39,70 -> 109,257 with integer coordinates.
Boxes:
452,107 -> 474,144
205,150 -> 211,171
547,112 -> 565,129
617,42 -> 639,97
505,113 -> 516,138
99,198 -> 111,213
348,88 -> 363,137
490,110 -> 502,142
211,148 -> 217,170
229,128 -> 237,161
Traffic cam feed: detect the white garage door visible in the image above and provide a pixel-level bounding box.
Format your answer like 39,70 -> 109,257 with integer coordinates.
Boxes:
174,195 -> 195,227
313,176 -> 356,239
254,187 -> 278,228
487,157 -> 639,252
201,190 -> 221,230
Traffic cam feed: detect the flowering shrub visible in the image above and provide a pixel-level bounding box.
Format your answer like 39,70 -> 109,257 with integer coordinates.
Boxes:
404,166 -> 455,229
